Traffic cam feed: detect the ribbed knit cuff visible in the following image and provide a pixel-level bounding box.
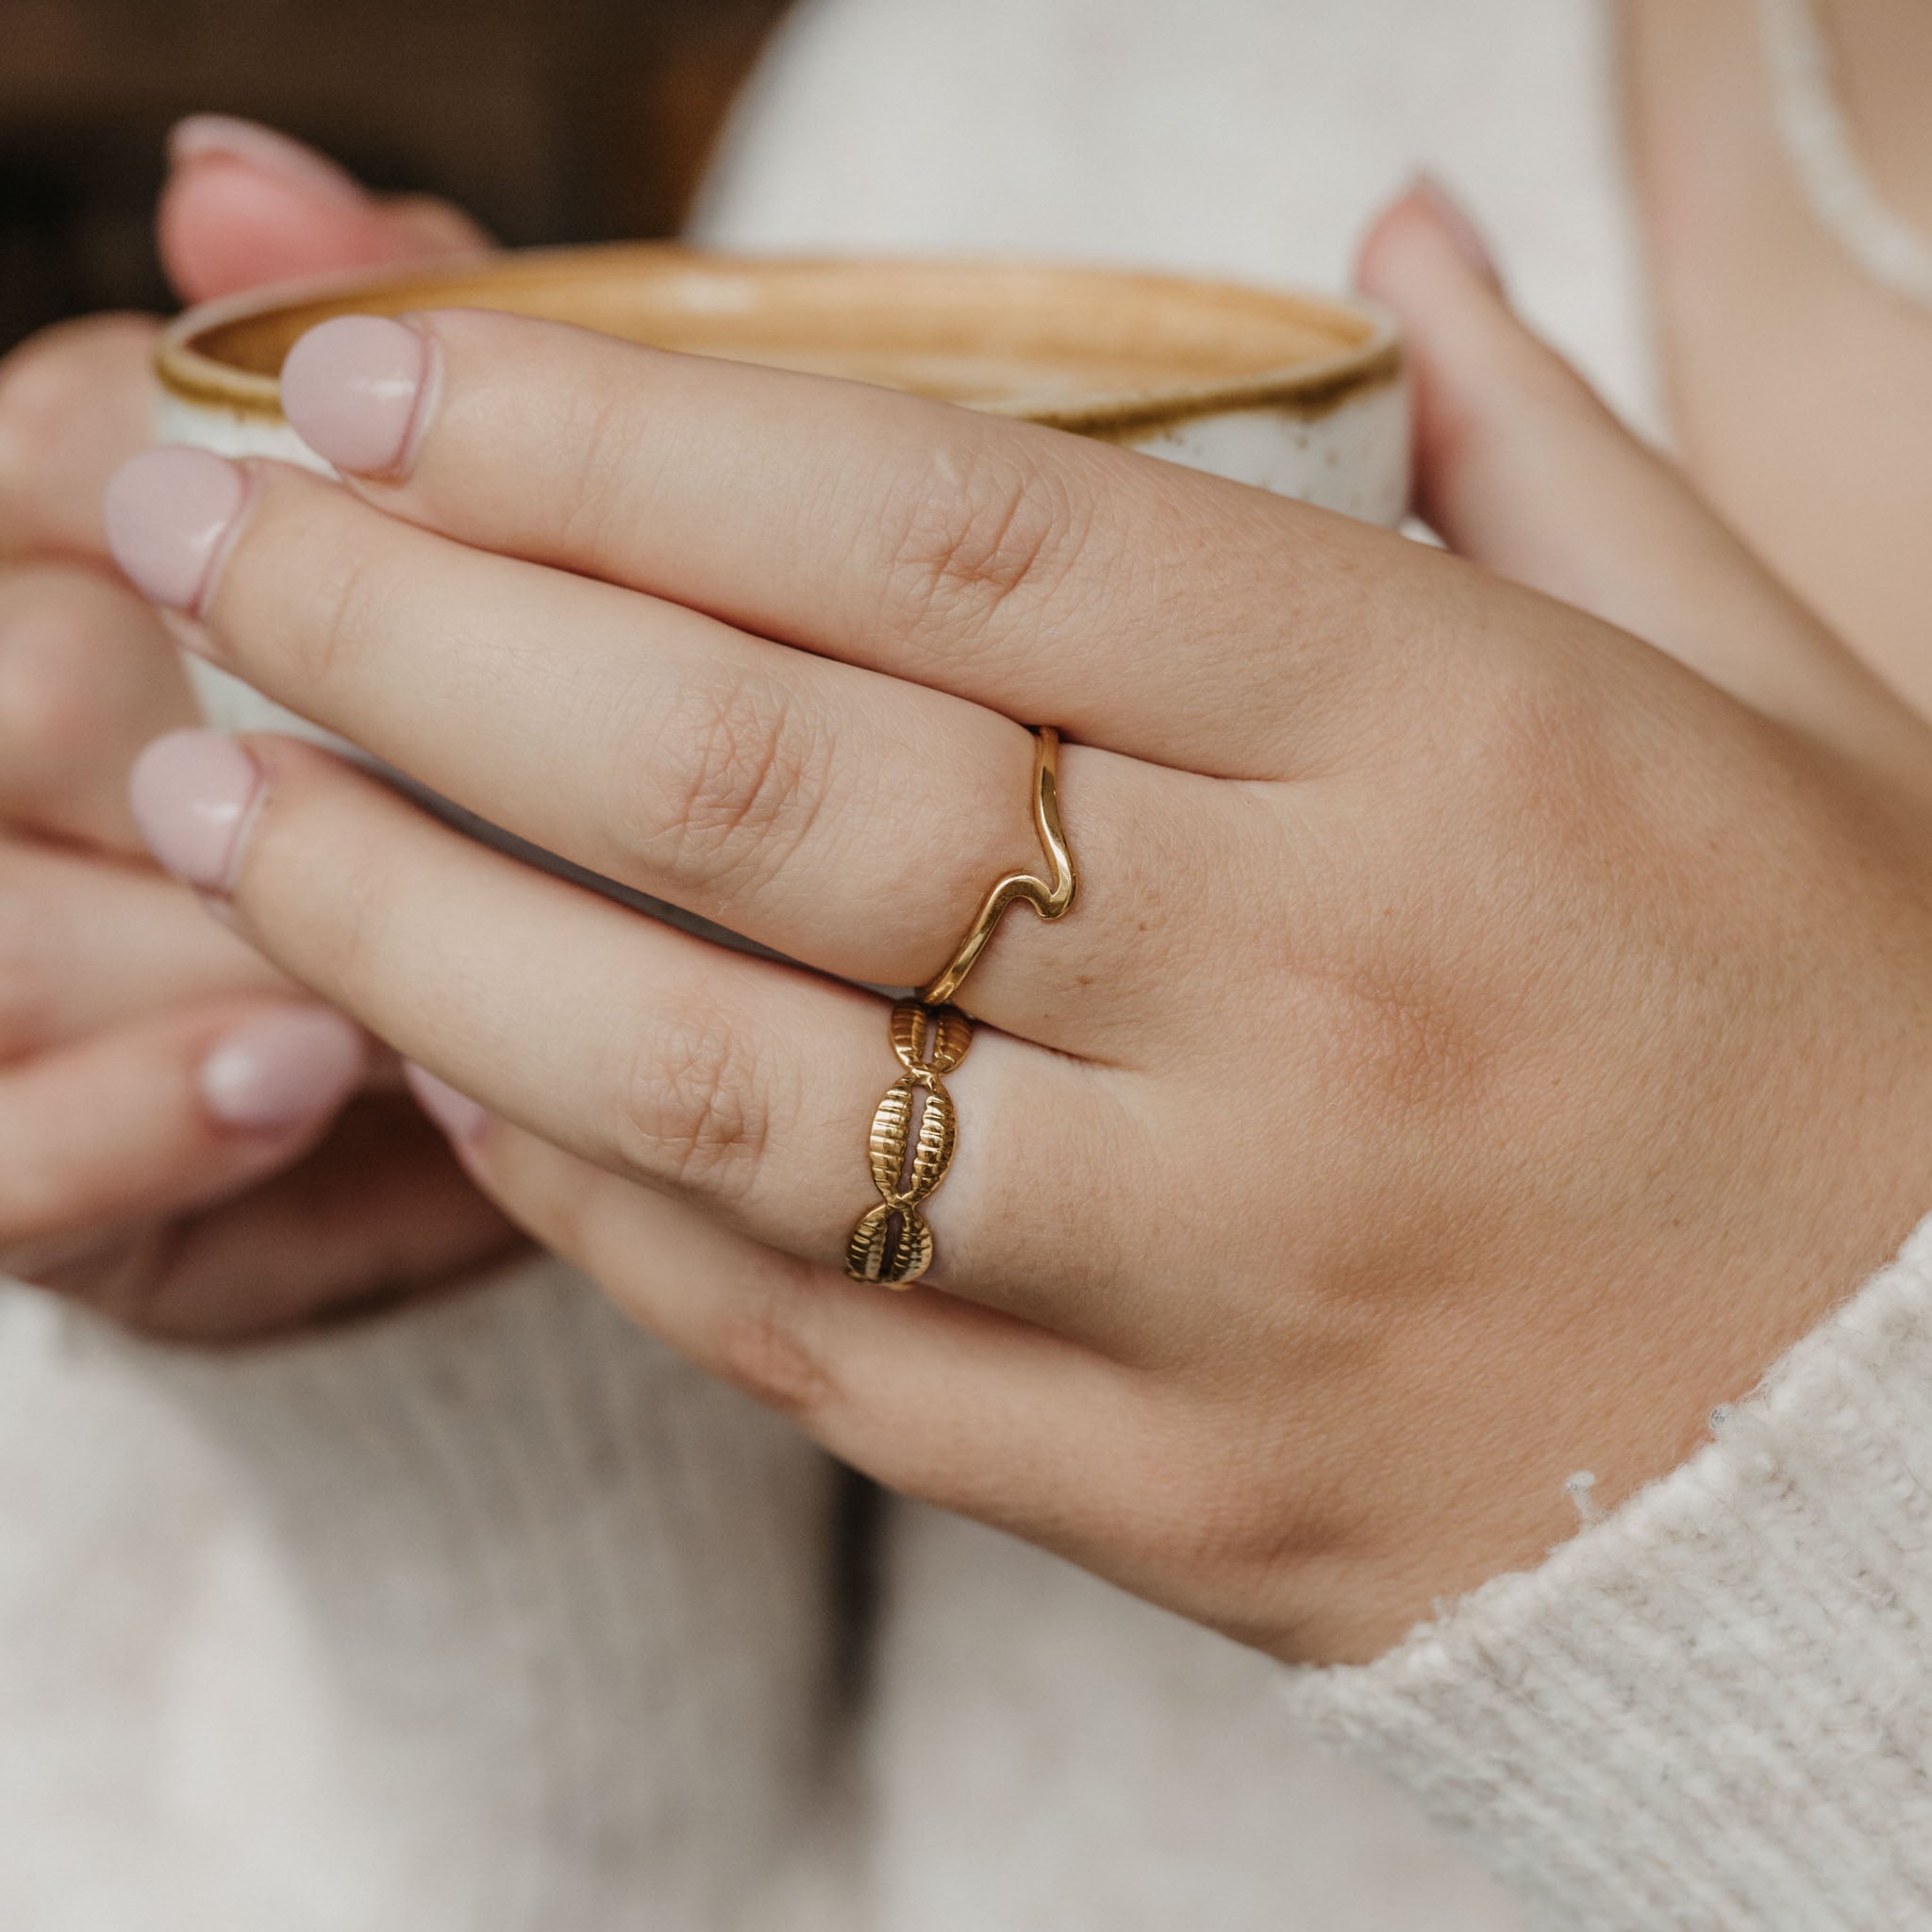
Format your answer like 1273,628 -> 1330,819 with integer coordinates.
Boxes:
1283,1216 -> 1932,1931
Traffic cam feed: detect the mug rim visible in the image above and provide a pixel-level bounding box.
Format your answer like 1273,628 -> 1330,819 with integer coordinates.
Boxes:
154,242 -> 1403,440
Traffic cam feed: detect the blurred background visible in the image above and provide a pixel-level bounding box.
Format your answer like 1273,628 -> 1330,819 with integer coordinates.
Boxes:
0,0 -> 794,353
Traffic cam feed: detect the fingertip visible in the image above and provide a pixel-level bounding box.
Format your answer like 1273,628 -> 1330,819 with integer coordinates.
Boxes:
128,726 -> 263,893
166,116 -> 365,203
103,446 -> 250,614
158,130 -> 453,305
160,119 -> 371,303
281,314 -> 435,478
198,1006 -> 367,1132
1407,175 -> 1504,289
1357,176 -> 1504,310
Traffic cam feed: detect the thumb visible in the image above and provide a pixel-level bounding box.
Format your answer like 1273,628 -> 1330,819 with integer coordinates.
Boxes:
158,116 -> 491,305
1356,178 -> 1907,760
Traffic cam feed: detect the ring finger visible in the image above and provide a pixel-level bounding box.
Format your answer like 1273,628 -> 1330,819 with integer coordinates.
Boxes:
131,727 -> 1159,1346
105,449 -> 1220,1053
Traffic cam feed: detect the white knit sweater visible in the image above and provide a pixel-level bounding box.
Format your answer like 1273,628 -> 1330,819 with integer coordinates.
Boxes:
3,3 -> 1927,1927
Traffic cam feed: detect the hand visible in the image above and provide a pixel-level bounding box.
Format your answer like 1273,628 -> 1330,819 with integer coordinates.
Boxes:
0,120 -> 512,1339
105,186 -> 1932,1657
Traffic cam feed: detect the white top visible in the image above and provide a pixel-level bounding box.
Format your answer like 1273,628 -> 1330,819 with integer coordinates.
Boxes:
6,5 -> 1929,1927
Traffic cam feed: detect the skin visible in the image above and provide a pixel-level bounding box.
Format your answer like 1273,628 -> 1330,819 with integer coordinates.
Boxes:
21,15 -> 1932,1654
1625,0 -> 1932,709
108,192 -> 1932,1664
0,138 -> 514,1338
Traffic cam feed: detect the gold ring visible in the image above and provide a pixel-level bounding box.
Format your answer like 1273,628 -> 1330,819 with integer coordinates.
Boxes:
918,726 -> 1076,1008
844,728 -> 1077,1288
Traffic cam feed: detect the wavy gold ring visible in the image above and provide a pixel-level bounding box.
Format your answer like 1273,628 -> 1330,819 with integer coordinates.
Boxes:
844,728 -> 1076,1288
918,727 -> 1076,1008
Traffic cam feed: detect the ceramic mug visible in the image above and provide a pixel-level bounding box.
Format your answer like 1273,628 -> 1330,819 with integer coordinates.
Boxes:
151,246 -> 1408,922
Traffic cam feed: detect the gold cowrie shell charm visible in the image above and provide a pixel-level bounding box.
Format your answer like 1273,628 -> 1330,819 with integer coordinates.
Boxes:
845,1002 -> 967,1287
846,1201 -> 936,1288
868,1074 -> 958,1206
891,1003 -> 973,1077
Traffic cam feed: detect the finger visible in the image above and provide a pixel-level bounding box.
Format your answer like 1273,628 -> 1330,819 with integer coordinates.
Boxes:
0,842 -> 289,1060
35,1091 -> 520,1342
433,1100 -> 1131,1545
130,728 -> 1146,1343
0,563 -> 197,851
0,997 -> 365,1261
159,117 -> 491,304
1356,180 -> 1925,775
107,448 -> 1219,1051
0,127 -> 488,566
0,315 -> 158,563
271,303 -> 1406,775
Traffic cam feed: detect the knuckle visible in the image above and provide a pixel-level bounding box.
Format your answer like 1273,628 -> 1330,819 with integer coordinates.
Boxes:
711,1258 -> 842,1422
255,507 -> 391,698
613,998 -> 772,1202
1452,653 -> 1624,843
1290,924 -> 1492,1125
1469,660 -> 1585,791
875,436 -> 1079,649
553,375 -> 656,559
632,675 -> 831,897
1323,952 -> 1492,1120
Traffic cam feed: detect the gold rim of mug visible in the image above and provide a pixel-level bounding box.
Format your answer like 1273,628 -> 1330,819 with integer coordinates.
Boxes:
154,242 -> 1402,440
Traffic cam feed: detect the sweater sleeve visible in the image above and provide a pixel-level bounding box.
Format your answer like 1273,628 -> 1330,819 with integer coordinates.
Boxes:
79,1254 -> 850,1929
1281,1215 -> 1932,1931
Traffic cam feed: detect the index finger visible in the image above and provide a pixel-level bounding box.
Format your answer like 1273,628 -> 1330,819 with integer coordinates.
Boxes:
279,307 -> 1413,776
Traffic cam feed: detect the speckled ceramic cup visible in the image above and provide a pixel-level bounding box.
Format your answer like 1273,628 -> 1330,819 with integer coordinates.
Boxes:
151,246 -> 1407,912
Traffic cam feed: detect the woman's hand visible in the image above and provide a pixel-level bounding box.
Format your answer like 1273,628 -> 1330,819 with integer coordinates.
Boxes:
0,121 -> 513,1340
105,188 -> 1932,1657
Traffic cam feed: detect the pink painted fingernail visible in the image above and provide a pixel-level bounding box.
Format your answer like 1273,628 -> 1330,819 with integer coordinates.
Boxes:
405,1062 -> 491,1143
104,447 -> 250,612
282,315 -> 433,477
129,729 -> 263,892
1411,174 -> 1504,290
199,1008 -> 366,1130
167,116 -> 366,206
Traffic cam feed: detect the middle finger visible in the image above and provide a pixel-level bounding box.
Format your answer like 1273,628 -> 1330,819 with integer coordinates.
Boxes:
107,448 -> 1218,1053
130,727 -> 1158,1348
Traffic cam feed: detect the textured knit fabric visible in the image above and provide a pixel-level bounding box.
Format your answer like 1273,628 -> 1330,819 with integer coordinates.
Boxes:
1283,1220 -> 1932,1930
0,1263 -> 846,1931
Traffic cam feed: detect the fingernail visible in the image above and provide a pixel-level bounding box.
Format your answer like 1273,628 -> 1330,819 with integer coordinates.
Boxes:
1411,174 -> 1504,290
199,1008 -> 365,1131
167,116 -> 366,206
129,729 -> 263,892
104,447 -> 250,613
405,1062 -> 491,1144
282,315 -> 432,477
